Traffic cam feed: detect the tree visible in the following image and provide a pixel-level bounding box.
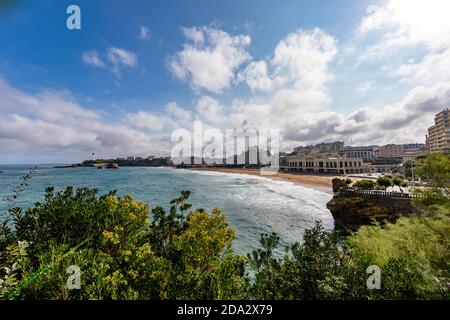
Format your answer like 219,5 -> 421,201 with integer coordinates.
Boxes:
393,176 -> 406,192
377,176 -> 393,191
354,179 -> 376,190
248,222 -> 360,300
415,153 -> 450,197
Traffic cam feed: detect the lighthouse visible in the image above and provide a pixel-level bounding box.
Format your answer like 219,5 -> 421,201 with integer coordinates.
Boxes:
92,153 -> 95,161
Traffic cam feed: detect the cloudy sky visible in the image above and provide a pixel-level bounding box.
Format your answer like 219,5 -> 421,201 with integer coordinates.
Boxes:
1,0 -> 450,163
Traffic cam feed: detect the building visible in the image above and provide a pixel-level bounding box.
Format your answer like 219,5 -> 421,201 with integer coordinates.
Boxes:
293,145 -> 314,154
374,144 -> 404,161
293,141 -> 344,155
427,108 -> 450,153
402,143 -> 426,162
286,154 -> 367,174
403,150 -> 424,163
345,146 -> 376,162
314,141 -> 345,152
403,143 -> 424,153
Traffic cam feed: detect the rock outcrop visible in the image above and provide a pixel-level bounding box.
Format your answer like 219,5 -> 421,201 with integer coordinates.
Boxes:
327,179 -> 418,233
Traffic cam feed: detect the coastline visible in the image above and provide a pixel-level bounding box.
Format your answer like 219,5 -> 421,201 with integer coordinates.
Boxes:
187,167 -> 350,193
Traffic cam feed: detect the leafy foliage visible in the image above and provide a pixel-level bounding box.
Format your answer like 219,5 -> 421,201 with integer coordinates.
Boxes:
415,153 -> 450,193
0,187 -> 247,299
353,179 -> 376,190
376,176 -> 394,191
248,223 -> 359,300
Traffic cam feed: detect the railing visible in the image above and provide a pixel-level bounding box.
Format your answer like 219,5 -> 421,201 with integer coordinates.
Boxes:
344,188 -> 418,199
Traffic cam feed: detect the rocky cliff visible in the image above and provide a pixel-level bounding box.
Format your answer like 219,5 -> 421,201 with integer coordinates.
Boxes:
327,179 -> 418,233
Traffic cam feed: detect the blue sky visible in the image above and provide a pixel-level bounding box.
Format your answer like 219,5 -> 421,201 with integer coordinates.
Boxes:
1,0 -> 449,163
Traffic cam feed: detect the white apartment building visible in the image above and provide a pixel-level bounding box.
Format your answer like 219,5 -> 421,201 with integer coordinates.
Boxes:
286,154 -> 367,174
345,146 -> 376,162
428,108 -> 450,153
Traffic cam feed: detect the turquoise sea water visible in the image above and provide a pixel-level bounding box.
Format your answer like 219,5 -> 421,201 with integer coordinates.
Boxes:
0,165 -> 334,254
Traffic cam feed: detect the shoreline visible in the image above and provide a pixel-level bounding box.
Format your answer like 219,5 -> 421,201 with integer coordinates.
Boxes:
186,167 -> 353,194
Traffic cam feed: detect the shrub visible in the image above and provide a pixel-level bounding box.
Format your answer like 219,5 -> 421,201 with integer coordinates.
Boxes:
376,176 -> 393,191
1,187 -> 248,300
353,179 -> 376,190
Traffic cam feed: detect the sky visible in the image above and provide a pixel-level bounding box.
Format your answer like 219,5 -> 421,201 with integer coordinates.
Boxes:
1,0 -> 450,164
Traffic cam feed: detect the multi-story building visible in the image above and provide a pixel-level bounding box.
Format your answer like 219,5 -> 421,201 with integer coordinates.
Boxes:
345,146 -> 376,162
428,108 -> 450,153
374,144 -> 404,161
293,141 -> 344,155
286,154 -> 367,174
403,143 -> 424,153
293,145 -> 314,154
315,141 -> 345,152
402,143 -> 425,162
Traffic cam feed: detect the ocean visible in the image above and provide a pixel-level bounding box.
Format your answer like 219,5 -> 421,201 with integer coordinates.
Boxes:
0,165 -> 334,254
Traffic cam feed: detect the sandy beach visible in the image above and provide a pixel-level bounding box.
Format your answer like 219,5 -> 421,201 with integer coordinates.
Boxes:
188,167 -> 358,193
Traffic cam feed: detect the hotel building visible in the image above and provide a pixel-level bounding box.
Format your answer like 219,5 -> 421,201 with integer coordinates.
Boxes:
286,154 -> 367,174
345,146 -> 376,162
428,108 -> 450,153
374,144 -> 404,161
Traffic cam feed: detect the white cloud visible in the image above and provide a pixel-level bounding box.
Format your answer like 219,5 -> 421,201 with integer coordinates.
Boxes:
182,26 -> 205,44
357,81 -> 374,94
196,96 -> 224,124
166,28 -> 341,143
138,26 -> 151,41
125,111 -> 172,132
224,82 -> 449,148
125,102 -> 193,132
168,26 -> 251,93
82,47 -> 137,77
164,25 -> 446,148
238,61 -> 273,92
165,101 -> 192,124
0,78 -> 101,122
357,0 -> 450,64
0,77 -> 171,158
82,51 -> 106,68
272,28 -> 337,89
394,48 -> 450,84
107,47 -> 138,76
237,28 -> 337,114
358,0 -> 450,49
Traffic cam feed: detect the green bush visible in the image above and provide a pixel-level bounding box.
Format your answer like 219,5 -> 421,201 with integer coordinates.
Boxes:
354,179 -> 376,190
347,206 -> 450,299
0,187 -> 248,300
376,176 -> 393,191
